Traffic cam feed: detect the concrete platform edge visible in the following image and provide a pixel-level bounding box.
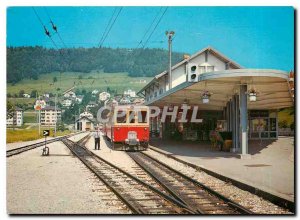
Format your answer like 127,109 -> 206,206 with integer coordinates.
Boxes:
149,146 -> 295,213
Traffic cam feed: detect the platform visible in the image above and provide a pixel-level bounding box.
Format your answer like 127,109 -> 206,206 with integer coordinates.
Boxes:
149,136 -> 294,202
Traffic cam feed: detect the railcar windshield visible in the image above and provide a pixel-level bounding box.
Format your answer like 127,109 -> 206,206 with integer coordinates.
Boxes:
116,110 -> 126,123
137,111 -> 147,123
129,111 -> 135,123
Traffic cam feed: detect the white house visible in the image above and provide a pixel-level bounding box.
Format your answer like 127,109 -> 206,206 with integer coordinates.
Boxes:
75,116 -> 95,131
63,91 -> 76,99
79,110 -> 94,120
76,95 -> 84,104
92,89 -> 99,96
62,99 -> 73,107
124,89 -> 136,97
99,92 -> 111,102
86,101 -> 97,109
23,93 -> 31,98
40,106 -> 62,127
6,107 -> 23,127
119,96 -> 131,105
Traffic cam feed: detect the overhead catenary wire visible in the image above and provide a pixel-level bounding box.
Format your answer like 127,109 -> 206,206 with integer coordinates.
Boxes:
136,7 -> 163,49
32,7 -> 59,50
142,7 -> 168,49
98,7 -> 118,47
99,7 -> 123,48
43,7 -> 67,48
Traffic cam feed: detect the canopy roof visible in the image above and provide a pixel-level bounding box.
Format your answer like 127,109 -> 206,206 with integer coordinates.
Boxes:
146,69 -> 294,110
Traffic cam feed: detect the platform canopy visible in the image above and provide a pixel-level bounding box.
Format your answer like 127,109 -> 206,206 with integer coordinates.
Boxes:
147,69 -> 294,110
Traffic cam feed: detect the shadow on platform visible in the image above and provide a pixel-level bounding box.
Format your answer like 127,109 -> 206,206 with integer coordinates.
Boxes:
150,138 -> 276,158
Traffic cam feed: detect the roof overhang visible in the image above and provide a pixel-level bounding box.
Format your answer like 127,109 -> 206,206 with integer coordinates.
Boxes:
145,69 -> 294,110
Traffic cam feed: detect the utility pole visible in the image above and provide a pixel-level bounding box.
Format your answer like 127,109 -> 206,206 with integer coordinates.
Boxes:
165,31 -> 175,90
54,93 -> 57,137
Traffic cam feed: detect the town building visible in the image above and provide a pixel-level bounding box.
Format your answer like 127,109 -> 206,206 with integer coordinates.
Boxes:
119,96 -> 131,105
86,101 -> 97,109
75,116 -> 95,131
138,46 -> 294,156
40,106 -> 61,127
79,110 -> 94,120
99,91 -> 111,102
92,89 -> 99,96
62,99 -> 73,107
76,95 -> 84,104
124,89 -> 136,97
23,93 -> 31,98
6,107 -> 23,127
63,91 -> 76,99
43,93 -> 50,98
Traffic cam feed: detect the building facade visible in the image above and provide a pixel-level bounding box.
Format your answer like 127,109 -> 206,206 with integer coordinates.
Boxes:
124,89 -> 136,97
75,116 -> 95,131
6,107 -> 23,127
40,106 -> 61,127
138,46 -> 294,155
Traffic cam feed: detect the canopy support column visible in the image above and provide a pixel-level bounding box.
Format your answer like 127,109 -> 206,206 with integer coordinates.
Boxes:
239,85 -> 250,158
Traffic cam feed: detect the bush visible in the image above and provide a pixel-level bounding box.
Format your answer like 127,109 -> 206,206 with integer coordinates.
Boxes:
278,120 -> 288,128
57,123 -> 66,132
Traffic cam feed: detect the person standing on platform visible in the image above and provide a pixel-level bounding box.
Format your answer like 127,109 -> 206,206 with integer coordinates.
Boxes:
93,128 -> 101,150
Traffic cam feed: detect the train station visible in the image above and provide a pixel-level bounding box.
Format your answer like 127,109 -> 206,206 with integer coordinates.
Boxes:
6,6 -> 295,216
137,46 -> 294,202
138,46 -> 294,155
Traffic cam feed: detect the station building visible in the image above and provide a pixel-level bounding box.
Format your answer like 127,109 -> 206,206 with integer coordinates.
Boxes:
138,46 -> 294,156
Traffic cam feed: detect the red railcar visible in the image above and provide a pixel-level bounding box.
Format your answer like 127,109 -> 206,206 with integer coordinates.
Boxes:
103,105 -> 149,151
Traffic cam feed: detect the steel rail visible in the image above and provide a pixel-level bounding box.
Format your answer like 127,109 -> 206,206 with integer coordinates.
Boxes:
61,138 -> 142,214
6,131 -> 85,157
61,138 -> 194,214
133,152 -> 254,214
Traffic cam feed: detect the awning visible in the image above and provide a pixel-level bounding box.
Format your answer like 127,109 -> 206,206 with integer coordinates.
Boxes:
146,69 -> 294,110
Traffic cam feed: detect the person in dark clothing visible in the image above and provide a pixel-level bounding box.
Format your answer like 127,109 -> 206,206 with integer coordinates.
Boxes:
93,129 -> 100,150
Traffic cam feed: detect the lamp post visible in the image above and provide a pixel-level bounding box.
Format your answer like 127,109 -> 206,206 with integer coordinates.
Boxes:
165,31 -> 175,90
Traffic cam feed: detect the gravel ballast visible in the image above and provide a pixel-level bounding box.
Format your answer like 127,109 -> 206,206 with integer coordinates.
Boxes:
143,148 -> 292,214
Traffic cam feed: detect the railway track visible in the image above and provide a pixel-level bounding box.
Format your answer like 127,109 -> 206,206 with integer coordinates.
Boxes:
127,152 -> 254,215
6,132 -> 85,157
76,133 -> 91,145
61,137 -> 193,214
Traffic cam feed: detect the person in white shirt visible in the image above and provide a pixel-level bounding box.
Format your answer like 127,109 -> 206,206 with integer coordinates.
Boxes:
93,128 -> 101,150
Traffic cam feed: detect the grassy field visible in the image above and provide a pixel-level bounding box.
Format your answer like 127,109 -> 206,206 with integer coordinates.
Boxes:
6,128 -> 72,143
23,111 -> 37,123
7,71 -> 152,96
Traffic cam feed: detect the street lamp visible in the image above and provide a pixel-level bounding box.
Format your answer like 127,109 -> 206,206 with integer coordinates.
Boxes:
165,31 -> 175,90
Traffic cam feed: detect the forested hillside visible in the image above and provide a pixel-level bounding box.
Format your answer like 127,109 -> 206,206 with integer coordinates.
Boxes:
7,46 -> 184,83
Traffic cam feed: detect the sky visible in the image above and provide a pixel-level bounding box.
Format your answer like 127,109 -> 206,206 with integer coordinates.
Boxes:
6,6 -> 294,71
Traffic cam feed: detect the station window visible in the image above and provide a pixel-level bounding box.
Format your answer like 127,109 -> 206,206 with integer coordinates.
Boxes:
116,110 -> 126,123
129,111 -> 135,123
199,66 -> 206,74
137,111 -> 147,123
207,66 -> 214,72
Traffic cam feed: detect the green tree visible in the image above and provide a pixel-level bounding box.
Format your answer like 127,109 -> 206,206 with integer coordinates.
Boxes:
30,90 -> 38,98
53,76 -> 58,83
7,100 -> 14,119
19,90 -> 25,98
